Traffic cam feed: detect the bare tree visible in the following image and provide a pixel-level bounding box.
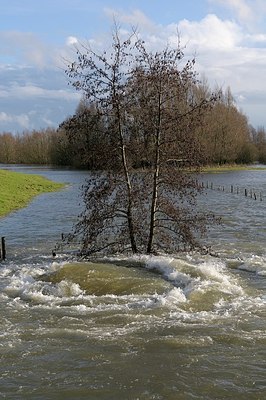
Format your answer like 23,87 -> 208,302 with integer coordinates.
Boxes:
66,26 -> 139,253
127,41 -> 218,253
64,26 -> 218,255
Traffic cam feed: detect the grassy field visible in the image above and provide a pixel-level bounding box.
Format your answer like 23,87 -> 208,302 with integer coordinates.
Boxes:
0,169 -> 64,218
202,164 -> 266,173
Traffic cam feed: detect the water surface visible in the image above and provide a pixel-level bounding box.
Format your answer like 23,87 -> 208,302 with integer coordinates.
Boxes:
0,165 -> 265,399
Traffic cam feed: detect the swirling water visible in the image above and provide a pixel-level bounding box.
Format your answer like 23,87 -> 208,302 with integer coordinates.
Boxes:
0,165 -> 265,399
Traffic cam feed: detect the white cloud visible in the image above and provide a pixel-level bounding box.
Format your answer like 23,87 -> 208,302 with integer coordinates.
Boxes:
41,116 -> 54,126
173,16 -> 266,114
0,111 -> 10,122
15,114 -> 30,129
66,36 -> 79,46
0,61 -> 81,132
220,0 -> 253,24
0,111 -> 29,129
0,82 -> 79,101
104,7 -> 155,32
0,31 -> 78,69
250,33 -> 266,43
0,31 -> 50,68
236,94 -> 246,102
14,85 -> 79,100
208,0 -> 266,30
178,14 -> 243,50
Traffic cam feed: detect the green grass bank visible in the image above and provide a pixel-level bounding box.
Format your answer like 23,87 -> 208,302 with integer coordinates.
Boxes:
202,164 -> 266,173
0,169 -> 64,218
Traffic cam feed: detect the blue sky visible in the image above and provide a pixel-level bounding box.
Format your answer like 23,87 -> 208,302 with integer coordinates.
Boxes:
1,0 -> 266,133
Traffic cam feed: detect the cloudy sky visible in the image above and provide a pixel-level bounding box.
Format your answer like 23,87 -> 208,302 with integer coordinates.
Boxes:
1,0 -> 266,133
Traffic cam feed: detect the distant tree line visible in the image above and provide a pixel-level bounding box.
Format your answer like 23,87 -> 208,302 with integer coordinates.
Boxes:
0,89 -> 266,168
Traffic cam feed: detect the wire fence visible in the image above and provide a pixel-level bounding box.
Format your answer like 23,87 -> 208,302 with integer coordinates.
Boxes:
198,181 -> 263,201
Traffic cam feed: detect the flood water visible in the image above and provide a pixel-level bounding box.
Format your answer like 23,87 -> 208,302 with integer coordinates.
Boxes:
0,165 -> 265,399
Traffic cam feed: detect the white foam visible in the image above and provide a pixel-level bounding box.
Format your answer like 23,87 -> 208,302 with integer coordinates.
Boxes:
0,254 -> 257,324
142,255 -> 245,301
214,293 -> 266,319
237,254 -> 266,275
197,261 -> 244,296
56,280 -> 84,297
159,287 -> 187,307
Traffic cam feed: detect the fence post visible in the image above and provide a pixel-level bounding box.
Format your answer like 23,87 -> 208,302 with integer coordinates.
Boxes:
1,237 -> 6,261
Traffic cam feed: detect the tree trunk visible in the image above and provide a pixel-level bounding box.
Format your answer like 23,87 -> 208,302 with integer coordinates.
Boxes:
147,89 -> 161,253
116,103 -> 138,253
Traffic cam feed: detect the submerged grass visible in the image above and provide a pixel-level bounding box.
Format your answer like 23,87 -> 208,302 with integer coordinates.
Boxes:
202,164 -> 266,173
0,169 -> 64,218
